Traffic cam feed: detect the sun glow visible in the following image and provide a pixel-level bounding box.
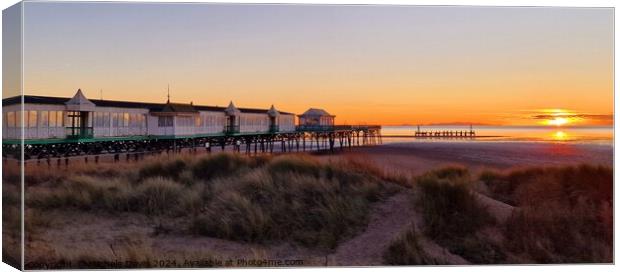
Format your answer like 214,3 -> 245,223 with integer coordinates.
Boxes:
538,109 -> 576,127
547,117 -> 569,126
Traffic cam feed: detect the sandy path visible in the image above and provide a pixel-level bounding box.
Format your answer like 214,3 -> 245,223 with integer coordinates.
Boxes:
328,191 -> 468,266
328,192 -> 416,265
475,192 -> 516,224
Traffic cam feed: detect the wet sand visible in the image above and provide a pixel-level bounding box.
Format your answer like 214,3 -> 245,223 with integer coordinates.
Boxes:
337,141 -> 613,176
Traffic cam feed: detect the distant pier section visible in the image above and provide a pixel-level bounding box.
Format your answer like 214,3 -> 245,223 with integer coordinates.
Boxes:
413,125 -> 476,138
381,125 -> 500,138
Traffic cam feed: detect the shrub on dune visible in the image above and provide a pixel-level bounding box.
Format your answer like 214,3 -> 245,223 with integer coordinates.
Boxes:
132,177 -> 184,215
505,201 -> 611,263
177,183 -> 209,215
416,168 -> 493,241
138,158 -> 187,181
480,164 -> 611,207
26,175 -> 190,216
383,227 -> 436,265
427,165 -> 469,180
192,191 -> 271,242
413,167 -> 500,264
27,175 -> 117,210
191,153 -> 255,181
192,157 -> 396,249
486,164 -> 613,263
266,155 -> 322,177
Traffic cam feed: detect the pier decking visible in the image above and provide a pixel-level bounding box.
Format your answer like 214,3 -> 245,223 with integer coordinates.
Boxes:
3,125 -> 382,162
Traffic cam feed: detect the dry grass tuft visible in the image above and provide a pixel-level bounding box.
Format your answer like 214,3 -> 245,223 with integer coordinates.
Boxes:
414,167 -> 501,263
383,226 -> 437,265
480,164 -> 613,263
416,167 -> 494,241
23,152 -> 399,253
191,155 -> 398,249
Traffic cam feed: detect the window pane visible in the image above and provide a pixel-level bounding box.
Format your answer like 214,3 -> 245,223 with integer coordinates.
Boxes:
40,111 -> 49,127
16,111 -> 22,128
65,112 -> 72,127
93,112 -> 98,127
87,112 -> 93,127
7,112 -> 15,128
57,111 -> 63,127
123,113 -> 129,127
29,111 -> 38,128
49,111 -> 57,127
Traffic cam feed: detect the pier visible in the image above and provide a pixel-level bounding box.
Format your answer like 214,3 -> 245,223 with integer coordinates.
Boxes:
3,125 -> 382,163
2,93 -> 383,164
413,125 -> 476,138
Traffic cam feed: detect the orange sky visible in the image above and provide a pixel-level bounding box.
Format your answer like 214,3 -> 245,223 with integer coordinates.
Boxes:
8,4 -> 614,126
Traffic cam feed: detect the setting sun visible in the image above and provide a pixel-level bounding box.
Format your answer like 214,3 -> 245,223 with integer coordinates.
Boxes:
547,117 -> 570,126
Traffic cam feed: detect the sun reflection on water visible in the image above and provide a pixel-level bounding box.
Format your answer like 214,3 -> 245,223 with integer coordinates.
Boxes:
552,131 -> 568,141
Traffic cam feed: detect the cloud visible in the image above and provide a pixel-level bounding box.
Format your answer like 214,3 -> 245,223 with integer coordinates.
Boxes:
531,114 -> 613,120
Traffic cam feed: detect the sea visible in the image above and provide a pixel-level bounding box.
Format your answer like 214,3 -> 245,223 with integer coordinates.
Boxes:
380,125 -> 614,146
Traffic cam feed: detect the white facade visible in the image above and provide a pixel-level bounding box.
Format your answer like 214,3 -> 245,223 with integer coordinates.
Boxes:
2,91 -> 297,140
2,103 -> 66,140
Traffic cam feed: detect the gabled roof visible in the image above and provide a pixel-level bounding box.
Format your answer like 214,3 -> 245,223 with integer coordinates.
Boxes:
267,105 -> 279,117
225,101 -> 241,116
3,94 -> 294,115
65,89 -> 96,111
299,108 -> 334,117
65,89 -> 95,106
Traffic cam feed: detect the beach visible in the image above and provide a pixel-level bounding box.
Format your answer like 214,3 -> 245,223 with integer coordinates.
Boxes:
337,141 -> 613,176
5,138 -> 611,268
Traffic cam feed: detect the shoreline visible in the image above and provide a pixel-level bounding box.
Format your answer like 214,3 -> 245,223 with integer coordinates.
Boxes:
334,140 -> 612,177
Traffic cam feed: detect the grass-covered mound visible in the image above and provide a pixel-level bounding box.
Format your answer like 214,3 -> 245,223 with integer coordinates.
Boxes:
191,155 -> 399,249
383,166 -> 503,265
25,153 -> 399,250
383,226 -> 437,265
385,164 -> 613,265
413,167 -> 503,264
481,164 -> 613,263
